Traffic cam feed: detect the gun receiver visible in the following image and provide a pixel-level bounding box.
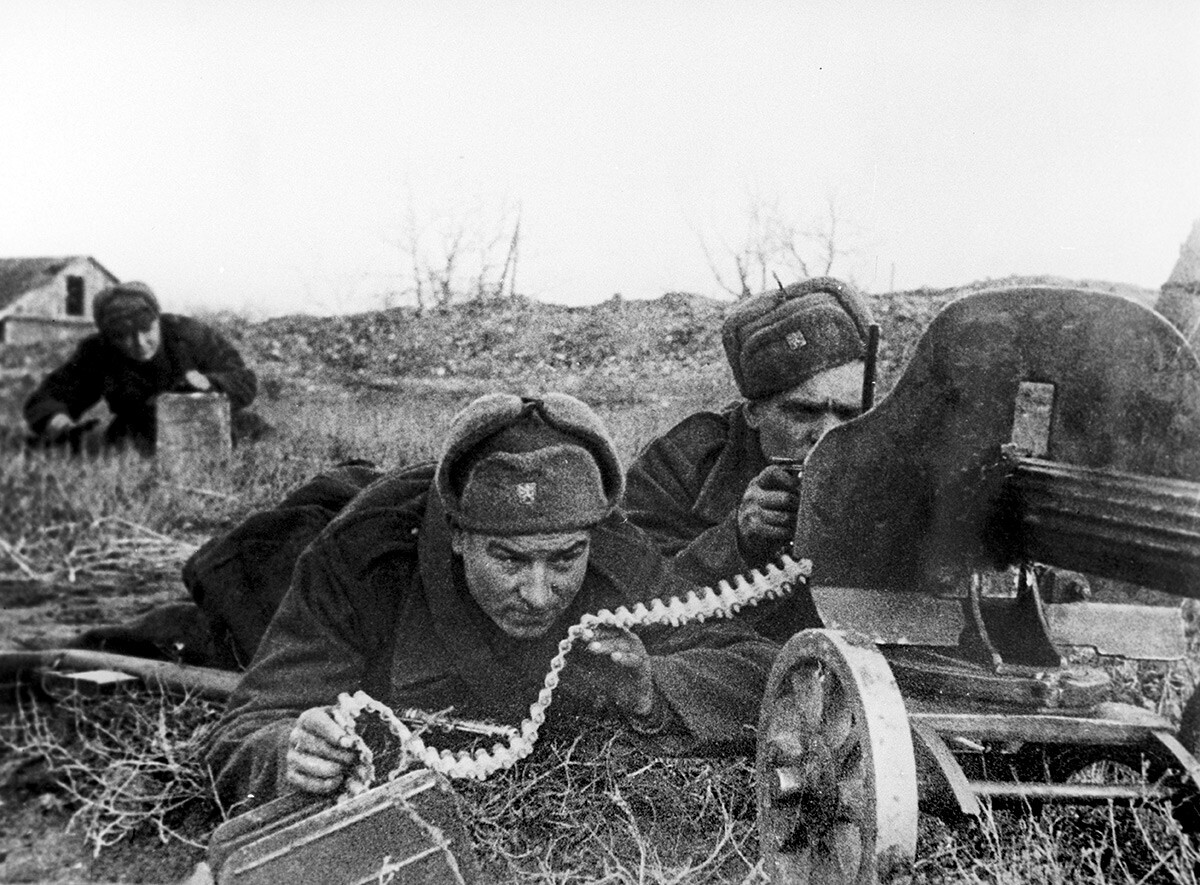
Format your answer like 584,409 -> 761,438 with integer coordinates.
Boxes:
1007,455 -> 1200,597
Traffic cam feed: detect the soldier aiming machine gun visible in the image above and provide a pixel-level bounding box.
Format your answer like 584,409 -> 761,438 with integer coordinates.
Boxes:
755,284 -> 1200,883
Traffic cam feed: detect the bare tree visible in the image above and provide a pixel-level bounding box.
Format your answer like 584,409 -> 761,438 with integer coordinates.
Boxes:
695,196 -> 779,298
696,192 -> 865,298
391,198 -> 522,312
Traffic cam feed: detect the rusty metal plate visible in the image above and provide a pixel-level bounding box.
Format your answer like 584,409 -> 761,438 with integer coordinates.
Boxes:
811,586 -> 964,646
1045,601 -> 1187,660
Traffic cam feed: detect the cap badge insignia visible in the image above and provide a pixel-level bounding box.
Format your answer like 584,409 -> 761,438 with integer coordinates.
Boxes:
785,330 -> 807,351
516,482 -> 538,505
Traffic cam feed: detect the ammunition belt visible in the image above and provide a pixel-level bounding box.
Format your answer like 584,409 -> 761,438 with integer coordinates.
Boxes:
333,554 -> 809,794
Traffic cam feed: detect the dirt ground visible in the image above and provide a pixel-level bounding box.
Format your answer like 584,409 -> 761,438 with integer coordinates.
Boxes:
0,795 -> 206,884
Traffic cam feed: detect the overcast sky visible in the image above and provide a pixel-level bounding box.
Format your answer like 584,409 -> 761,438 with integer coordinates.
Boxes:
3,1 -> 1198,317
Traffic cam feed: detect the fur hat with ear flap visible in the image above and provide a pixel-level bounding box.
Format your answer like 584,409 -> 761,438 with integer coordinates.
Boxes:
722,276 -> 875,400
93,281 -> 162,336
436,393 -> 624,535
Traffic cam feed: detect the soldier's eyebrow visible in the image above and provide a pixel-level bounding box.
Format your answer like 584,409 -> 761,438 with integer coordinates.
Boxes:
779,395 -> 862,416
551,540 -> 589,559
488,538 -> 588,560
488,540 -> 527,559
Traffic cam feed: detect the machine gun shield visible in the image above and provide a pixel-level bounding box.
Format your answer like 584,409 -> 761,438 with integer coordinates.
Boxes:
793,285 -> 1200,597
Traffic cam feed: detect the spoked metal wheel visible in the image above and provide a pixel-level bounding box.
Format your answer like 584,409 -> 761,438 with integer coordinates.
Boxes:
756,629 -> 918,884
1170,687 -> 1200,832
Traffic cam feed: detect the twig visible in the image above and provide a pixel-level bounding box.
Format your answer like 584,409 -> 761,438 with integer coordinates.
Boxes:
0,536 -> 41,579
99,516 -> 181,543
172,485 -> 238,502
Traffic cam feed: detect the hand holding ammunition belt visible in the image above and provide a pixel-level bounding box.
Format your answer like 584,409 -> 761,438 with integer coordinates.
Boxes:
332,555 -> 809,795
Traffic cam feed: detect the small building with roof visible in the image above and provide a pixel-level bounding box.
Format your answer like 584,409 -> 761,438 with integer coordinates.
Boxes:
0,256 -> 119,345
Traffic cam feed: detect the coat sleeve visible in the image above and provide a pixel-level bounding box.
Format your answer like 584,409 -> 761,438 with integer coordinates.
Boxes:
638,620 -> 777,756
186,320 -> 258,410
624,424 -> 749,585
22,338 -> 106,431
584,518 -> 777,757
202,541 -> 378,810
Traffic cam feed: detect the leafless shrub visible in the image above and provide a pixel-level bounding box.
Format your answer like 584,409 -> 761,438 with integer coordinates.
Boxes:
694,192 -> 869,299
0,687 -> 224,856
392,197 -> 523,312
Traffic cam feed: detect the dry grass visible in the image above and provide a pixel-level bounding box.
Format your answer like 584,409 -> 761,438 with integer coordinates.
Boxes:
7,687 -> 1199,883
459,725 -> 765,883
0,370 -> 734,585
0,686 -> 224,857
913,801 -> 1200,884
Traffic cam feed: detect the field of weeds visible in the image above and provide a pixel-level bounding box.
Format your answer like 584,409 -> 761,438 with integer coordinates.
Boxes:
2,284 -> 1198,884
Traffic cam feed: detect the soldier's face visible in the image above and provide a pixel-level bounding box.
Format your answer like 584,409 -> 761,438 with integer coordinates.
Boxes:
747,360 -> 865,461
452,529 -> 591,639
108,318 -> 162,362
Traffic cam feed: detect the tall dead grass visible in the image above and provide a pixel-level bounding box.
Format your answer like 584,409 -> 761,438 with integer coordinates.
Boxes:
914,801 -> 1200,884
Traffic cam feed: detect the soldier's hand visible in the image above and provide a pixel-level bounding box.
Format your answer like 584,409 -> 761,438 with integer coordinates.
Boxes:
736,464 -> 801,562
284,707 -> 358,795
581,624 -> 655,718
44,413 -> 74,441
184,370 -> 213,391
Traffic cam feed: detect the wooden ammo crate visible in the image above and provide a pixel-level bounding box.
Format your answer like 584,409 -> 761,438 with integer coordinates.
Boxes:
208,769 -> 479,885
156,392 -> 231,468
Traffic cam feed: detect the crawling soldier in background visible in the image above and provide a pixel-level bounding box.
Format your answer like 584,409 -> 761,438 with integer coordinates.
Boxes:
23,281 -> 271,454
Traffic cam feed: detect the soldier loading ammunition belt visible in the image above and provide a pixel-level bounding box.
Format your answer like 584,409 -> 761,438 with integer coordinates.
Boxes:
333,555 -> 809,793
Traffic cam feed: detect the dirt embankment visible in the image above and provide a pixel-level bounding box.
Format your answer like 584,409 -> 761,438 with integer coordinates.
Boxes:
206,274 -> 1154,394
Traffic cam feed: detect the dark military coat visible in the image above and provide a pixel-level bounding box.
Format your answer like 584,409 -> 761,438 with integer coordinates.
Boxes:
624,402 -> 768,584
623,403 -> 817,641
203,464 -> 777,809
23,313 -> 257,449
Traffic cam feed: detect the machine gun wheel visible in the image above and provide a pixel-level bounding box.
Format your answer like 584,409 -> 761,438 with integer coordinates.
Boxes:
1170,687 -> 1200,831
756,629 -> 918,884
1177,688 -> 1200,759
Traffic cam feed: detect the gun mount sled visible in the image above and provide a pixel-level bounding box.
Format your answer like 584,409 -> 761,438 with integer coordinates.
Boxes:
755,285 -> 1200,883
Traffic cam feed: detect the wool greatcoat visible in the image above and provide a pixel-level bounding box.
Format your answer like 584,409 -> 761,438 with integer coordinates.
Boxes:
624,402 -> 765,583
623,403 -> 818,642
204,463 -> 779,810
23,313 -> 259,452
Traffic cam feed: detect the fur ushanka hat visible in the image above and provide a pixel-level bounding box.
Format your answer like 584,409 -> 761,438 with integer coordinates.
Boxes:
721,276 -> 874,400
93,281 -> 161,336
436,393 -> 623,535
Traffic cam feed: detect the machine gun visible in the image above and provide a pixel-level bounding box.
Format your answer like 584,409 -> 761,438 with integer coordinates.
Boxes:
756,285 -> 1200,883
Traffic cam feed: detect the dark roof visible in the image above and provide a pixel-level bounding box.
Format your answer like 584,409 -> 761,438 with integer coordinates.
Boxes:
0,256 -> 119,313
